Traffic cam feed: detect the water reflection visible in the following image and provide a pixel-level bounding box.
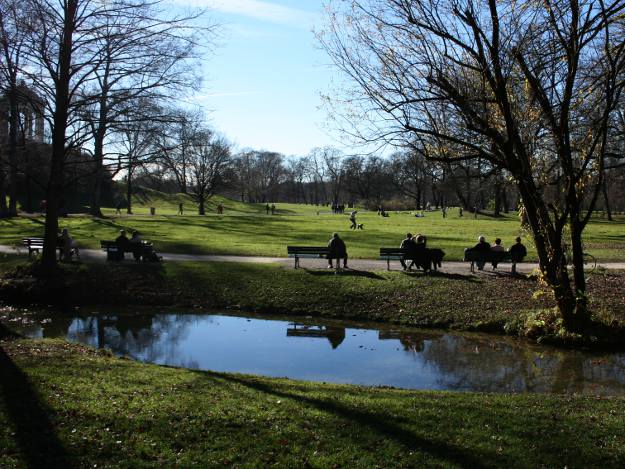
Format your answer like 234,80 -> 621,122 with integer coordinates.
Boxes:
3,310 -> 625,395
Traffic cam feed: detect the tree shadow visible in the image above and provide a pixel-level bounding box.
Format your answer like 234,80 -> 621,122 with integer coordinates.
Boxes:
0,345 -> 73,468
211,373 -> 489,468
402,270 -> 477,282
304,268 -> 386,280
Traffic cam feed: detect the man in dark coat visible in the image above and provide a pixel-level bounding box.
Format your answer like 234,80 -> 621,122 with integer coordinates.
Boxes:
327,233 -> 348,269
508,237 -> 528,273
472,235 -> 490,270
400,233 -> 414,270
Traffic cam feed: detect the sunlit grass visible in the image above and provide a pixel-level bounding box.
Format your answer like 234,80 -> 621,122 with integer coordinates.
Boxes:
2,189 -> 624,260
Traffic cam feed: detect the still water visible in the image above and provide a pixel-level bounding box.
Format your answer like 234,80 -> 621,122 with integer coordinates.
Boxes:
4,309 -> 625,395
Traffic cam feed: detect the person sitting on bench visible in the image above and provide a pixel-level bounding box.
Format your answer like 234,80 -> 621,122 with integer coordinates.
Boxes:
508,237 -> 527,274
472,235 -> 491,270
59,228 -> 79,262
115,230 -> 130,260
490,238 -> 505,269
129,230 -> 143,262
400,233 -> 415,270
327,232 -> 348,269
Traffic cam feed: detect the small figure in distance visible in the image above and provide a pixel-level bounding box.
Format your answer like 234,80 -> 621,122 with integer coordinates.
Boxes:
327,232 -> 348,269
400,232 -> 415,271
459,207 -> 463,217
217,203 -> 224,214
472,235 -> 490,270
490,237 -> 505,270
271,203 -> 276,215
129,230 -> 143,262
178,202 -> 184,215
266,203 -> 270,215
442,206 -> 447,218
349,210 -> 357,229
115,199 -> 123,215
508,237 -> 527,274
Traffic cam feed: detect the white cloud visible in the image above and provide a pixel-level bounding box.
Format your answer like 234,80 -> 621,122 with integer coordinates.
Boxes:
172,0 -> 319,26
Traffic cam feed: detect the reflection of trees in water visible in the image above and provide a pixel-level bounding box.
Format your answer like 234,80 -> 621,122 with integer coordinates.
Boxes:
419,336 -> 625,394
66,314 -> 201,365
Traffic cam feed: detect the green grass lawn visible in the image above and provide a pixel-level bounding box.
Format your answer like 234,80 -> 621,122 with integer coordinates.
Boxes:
1,338 -> 625,467
3,188 -> 625,260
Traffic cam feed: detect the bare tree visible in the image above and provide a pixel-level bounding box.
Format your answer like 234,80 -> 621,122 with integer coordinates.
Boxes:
187,131 -> 231,215
80,1 -> 210,216
321,0 -> 625,330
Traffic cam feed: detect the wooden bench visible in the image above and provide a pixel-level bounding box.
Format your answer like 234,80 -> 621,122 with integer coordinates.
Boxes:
380,247 -> 445,271
287,246 -> 332,269
101,240 -> 160,262
463,249 -> 523,273
22,237 -> 70,260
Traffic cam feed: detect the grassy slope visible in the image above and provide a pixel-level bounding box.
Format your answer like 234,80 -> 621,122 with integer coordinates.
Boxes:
1,189 -> 624,260
2,257 -> 624,345
1,339 -> 624,468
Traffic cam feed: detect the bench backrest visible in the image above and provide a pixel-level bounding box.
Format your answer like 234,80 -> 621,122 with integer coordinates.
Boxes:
287,246 -> 330,255
23,237 -> 45,247
380,247 -> 406,256
464,249 -> 512,262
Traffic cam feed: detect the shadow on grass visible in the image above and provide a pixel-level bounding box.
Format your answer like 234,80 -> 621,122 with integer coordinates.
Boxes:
304,268 -> 386,280
0,344 -> 73,468
213,373 -> 489,468
402,270 -> 477,282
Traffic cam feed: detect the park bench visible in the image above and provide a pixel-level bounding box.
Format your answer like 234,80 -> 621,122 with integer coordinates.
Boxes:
463,249 -> 524,273
379,247 -> 445,271
22,237 -> 74,260
287,246 -> 332,269
101,240 -> 161,262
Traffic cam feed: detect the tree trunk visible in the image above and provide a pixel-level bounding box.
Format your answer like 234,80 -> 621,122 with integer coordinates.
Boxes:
494,180 -> 501,216
42,0 -> 77,272
198,197 -> 205,215
126,173 -> 133,215
8,90 -> 19,217
602,179 -> 612,221
517,180 -> 588,332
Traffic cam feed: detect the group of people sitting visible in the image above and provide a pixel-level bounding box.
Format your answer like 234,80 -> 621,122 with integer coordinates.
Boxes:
467,236 -> 527,272
399,233 -> 433,271
114,229 -> 160,262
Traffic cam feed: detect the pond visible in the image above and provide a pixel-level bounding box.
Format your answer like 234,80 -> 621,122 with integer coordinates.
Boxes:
3,308 -> 625,395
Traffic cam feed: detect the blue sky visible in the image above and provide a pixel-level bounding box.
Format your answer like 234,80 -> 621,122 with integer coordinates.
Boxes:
172,0 -> 340,156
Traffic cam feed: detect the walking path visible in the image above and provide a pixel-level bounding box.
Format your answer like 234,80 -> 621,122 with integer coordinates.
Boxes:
3,245 -> 625,274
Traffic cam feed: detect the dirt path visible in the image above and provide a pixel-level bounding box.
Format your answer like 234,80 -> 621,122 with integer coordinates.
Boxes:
4,244 -> 625,275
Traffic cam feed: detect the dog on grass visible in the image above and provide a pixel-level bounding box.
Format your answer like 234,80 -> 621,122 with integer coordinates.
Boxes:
357,223 -> 364,230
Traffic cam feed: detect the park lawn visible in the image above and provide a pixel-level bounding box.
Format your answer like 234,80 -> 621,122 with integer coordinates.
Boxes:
2,196 -> 625,261
1,338 -> 625,468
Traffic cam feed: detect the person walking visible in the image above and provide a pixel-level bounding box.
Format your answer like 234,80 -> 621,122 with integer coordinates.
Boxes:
349,210 -> 357,229
178,202 -> 184,215
271,203 -> 276,215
